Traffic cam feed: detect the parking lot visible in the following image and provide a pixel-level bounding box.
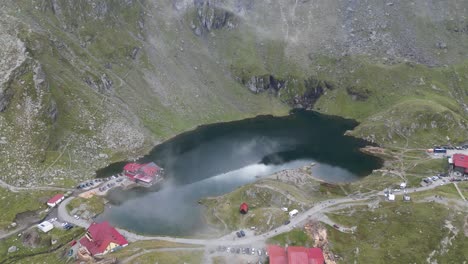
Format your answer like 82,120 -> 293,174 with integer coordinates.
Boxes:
208,245 -> 268,263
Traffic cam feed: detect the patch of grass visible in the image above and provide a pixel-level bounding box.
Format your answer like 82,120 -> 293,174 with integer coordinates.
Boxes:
0,188 -> 58,230
406,158 -> 447,175
128,249 -> 204,264
411,183 -> 464,200
200,173 -> 337,233
268,229 -> 314,247
212,256 -> 228,264
326,201 -> 468,263
347,172 -> 401,194
0,227 -> 84,264
104,240 -> 202,260
65,196 -> 105,217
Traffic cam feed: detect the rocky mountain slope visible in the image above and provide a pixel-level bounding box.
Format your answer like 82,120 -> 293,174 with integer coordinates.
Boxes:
0,0 -> 467,187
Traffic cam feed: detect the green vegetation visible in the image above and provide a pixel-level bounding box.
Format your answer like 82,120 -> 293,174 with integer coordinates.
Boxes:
126,250 -> 204,264
0,188 -> 57,230
268,229 -> 314,247
103,240 -> 202,260
0,227 -> 84,264
201,171 -> 347,233
326,201 -> 468,263
65,196 -> 105,217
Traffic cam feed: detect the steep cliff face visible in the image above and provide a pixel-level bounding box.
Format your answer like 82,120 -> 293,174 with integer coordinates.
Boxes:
0,0 -> 467,186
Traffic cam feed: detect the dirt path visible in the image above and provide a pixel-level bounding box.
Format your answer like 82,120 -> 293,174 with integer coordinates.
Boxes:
453,182 -> 467,202
0,179 -> 73,193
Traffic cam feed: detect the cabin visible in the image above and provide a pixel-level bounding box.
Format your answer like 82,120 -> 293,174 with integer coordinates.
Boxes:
47,194 -> 65,207
239,203 -> 249,214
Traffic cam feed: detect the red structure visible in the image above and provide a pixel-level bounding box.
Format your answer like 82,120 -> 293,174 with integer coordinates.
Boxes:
123,162 -> 163,185
79,221 -> 128,256
47,194 -> 64,207
267,245 -> 325,264
452,154 -> 468,174
239,202 -> 249,214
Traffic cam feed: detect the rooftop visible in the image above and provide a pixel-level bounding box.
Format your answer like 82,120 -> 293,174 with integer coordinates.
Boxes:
453,154 -> 468,170
47,194 -> 64,204
267,245 -> 325,264
79,221 -> 128,256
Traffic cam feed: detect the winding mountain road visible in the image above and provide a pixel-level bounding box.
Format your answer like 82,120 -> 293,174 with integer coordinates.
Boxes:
56,179 -> 465,247
0,179 -> 73,192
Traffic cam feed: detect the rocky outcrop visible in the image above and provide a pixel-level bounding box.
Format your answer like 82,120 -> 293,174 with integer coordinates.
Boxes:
244,75 -> 285,94
346,86 -> 371,101
84,74 -> 113,93
191,0 -> 237,35
242,74 -> 334,109
0,14 -> 27,111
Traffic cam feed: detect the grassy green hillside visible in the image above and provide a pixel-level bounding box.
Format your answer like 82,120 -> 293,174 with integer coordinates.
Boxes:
0,0 -> 466,188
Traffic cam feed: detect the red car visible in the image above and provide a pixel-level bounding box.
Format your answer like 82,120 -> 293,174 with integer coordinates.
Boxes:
70,240 -> 77,246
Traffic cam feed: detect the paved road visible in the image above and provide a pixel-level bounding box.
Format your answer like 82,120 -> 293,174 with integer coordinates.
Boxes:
57,197 -> 93,227
0,179 -> 73,192
56,178 -> 458,247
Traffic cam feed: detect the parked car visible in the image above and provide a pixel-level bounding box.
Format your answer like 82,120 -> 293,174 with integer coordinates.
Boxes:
68,249 -> 74,256
251,248 -> 256,255
236,232 -> 241,238
70,240 -> 77,246
73,215 -> 80,220
240,230 -> 245,237
333,224 -> 340,229
284,220 -> 290,225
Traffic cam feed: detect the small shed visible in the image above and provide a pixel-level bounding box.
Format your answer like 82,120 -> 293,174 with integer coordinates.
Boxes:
239,203 -> 249,214
47,194 -> 64,207
37,221 -> 54,233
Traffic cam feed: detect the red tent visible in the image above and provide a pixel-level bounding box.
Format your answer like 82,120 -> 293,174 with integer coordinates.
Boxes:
239,203 -> 249,214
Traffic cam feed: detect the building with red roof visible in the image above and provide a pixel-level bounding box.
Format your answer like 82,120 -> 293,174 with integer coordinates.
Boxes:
267,245 -> 325,264
452,154 -> 468,174
268,245 -> 288,264
79,221 -> 128,256
47,194 -> 64,207
123,162 -> 163,186
239,202 -> 249,214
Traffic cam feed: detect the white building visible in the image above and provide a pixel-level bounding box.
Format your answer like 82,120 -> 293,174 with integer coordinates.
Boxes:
37,221 -> 54,233
289,209 -> 299,217
47,194 -> 65,207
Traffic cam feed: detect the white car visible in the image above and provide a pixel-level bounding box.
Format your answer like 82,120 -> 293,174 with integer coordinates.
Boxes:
50,217 -> 57,222
73,215 -> 80,220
